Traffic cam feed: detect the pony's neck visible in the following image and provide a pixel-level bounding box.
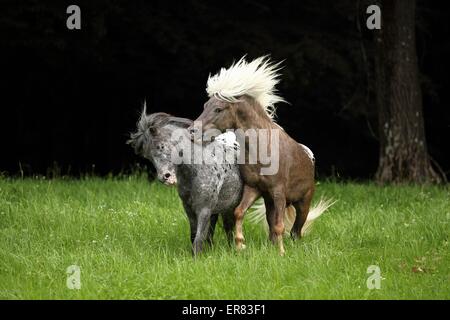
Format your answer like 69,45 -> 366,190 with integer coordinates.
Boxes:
166,125 -> 193,154
234,98 -> 274,131
165,125 -> 199,171
232,98 -> 279,160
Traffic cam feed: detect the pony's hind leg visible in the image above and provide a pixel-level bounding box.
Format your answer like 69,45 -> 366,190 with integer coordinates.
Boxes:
234,185 -> 261,251
291,187 -> 314,240
264,188 -> 287,256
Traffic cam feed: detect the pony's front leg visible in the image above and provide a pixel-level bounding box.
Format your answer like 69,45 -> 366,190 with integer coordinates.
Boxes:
189,217 -> 197,244
234,185 -> 260,251
183,204 -> 197,244
206,214 -> 219,246
192,207 -> 212,256
222,212 -> 235,246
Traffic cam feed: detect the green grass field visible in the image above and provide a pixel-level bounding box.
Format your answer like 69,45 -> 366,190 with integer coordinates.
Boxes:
0,175 -> 448,299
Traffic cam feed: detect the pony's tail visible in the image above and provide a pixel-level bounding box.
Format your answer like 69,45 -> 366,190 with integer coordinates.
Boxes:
298,197 -> 336,236
247,197 -> 336,236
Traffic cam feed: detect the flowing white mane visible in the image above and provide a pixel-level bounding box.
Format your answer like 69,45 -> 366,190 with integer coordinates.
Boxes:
206,56 -> 286,119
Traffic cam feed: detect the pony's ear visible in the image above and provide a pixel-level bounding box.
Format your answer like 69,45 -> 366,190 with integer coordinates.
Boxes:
138,102 -> 148,123
167,116 -> 193,128
142,101 -> 148,116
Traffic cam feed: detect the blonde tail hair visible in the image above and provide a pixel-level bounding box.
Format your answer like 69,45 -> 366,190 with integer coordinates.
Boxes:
247,197 -> 336,236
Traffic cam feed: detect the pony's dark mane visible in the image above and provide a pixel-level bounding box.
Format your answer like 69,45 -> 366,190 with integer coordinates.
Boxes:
146,112 -> 193,128
127,110 -> 192,155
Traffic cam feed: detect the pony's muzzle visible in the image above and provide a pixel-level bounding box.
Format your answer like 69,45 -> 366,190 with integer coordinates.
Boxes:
161,172 -> 177,186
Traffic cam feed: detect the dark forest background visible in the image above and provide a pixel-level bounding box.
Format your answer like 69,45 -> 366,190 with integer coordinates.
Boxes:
1,0 -> 449,180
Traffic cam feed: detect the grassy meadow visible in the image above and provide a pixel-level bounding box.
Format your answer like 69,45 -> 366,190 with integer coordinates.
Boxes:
0,175 -> 448,299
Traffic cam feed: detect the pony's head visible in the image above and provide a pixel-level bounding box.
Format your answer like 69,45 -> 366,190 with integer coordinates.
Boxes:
128,105 -> 192,186
190,56 -> 285,137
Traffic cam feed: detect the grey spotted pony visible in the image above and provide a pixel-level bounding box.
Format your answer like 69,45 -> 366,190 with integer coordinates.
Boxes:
128,107 -> 244,255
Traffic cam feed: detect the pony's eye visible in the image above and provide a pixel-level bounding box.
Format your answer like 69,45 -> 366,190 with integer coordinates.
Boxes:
149,127 -> 157,134
215,108 -> 222,113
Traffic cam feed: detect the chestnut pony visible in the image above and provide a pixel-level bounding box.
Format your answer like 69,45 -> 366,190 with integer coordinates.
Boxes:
190,56 -> 316,255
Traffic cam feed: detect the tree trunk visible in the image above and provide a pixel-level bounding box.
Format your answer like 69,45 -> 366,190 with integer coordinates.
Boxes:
374,0 -> 441,184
